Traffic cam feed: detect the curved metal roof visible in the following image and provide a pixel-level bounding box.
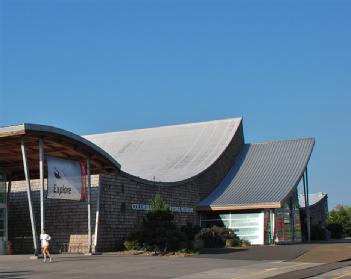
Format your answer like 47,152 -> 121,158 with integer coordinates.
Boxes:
299,192 -> 327,208
85,118 -> 242,182
0,123 -> 121,180
198,138 -> 315,210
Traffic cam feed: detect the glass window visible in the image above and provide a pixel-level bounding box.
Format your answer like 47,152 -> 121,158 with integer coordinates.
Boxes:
201,212 -> 265,245
228,213 -> 264,245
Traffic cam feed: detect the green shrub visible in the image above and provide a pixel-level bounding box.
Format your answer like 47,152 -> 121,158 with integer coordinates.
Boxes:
123,240 -> 140,251
180,222 -> 201,250
240,239 -> 251,248
193,238 -> 204,250
195,226 -> 238,248
225,239 -> 234,248
125,193 -> 184,252
327,223 -> 343,239
311,224 -> 328,240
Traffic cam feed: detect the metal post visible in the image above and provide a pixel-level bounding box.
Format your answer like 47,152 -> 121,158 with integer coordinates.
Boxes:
305,168 -> 311,242
302,174 -> 307,211
21,138 -> 39,255
272,210 -> 276,244
93,174 -> 102,253
269,209 -> 274,244
5,176 -> 10,253
302,172 -> 311,242
6,178 -> 11,209
39,138 -> 45,233
86,158 -> 92,253
290,197 -> 295,242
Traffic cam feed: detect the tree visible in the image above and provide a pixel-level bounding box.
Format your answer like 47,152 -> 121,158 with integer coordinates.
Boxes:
130,193 -> 180,252
327,205 -> 351,237
151,192 -> 170,211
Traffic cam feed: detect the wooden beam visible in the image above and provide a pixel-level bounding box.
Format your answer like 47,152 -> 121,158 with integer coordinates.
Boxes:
197,203 -> 281,211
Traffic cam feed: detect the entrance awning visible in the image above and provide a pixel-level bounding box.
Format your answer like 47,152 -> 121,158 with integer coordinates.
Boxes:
0,123 -> 121,180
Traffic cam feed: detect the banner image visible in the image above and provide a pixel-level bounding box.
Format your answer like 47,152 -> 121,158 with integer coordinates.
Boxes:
47,156 -> 86,201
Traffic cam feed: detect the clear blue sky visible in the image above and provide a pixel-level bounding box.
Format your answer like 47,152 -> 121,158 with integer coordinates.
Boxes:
1,0 -> 350,209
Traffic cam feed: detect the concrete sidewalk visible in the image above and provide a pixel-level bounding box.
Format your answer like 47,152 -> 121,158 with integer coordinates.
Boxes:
265,243 -> 351,279
294,243 -> 351,263
197,242 -> 351,278
266,260 -> 351,279
197,242 -> 351,263
196,244 -> 316,261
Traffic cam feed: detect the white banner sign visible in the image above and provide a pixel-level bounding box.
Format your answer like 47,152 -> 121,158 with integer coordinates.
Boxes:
47,156 -> 86,201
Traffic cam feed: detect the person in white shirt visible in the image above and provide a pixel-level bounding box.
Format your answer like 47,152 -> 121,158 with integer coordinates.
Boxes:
40,229 -> 53,262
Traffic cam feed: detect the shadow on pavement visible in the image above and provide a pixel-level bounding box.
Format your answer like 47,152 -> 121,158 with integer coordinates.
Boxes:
0,270 -> 32,279
195,245 -> 312,261
199,248 -> 247,254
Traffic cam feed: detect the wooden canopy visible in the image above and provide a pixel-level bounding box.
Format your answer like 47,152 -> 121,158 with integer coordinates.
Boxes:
0,124 -> 121,181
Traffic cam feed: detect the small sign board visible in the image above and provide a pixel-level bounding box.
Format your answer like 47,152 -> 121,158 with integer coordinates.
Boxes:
47,156 -> 86,201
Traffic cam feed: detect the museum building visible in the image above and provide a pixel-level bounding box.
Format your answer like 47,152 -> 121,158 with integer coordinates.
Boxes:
0,117 -> 317,254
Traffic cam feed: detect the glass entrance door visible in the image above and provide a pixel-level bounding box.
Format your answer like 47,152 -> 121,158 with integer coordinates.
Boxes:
0,172 -> 7,254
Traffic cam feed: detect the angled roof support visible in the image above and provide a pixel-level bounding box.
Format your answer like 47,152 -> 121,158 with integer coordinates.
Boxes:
93,174 -> 102,253
39,138 -> 45,234
21,138 -> 39,255
86,158 -> 92,254
303,168 -> 311,242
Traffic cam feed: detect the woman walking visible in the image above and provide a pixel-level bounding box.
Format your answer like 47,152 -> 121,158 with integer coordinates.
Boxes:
40,229 -> 53,262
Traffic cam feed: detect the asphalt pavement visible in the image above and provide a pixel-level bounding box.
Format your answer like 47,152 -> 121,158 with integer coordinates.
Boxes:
196,244 -> 316,261
0,254 -> 319,279
1,242 -> 350,278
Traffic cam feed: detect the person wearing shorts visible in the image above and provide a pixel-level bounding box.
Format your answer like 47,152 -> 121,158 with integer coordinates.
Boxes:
40,229 -> 53,262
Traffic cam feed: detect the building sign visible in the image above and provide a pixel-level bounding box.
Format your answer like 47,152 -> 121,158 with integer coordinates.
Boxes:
47,156 -> 86,201
132,204 -> 152,211
170,206 -> 193,213
131,203 -> 193,213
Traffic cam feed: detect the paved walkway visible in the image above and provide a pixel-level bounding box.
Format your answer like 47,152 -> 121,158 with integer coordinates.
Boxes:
197,242 -> 351,263
295,243 -> 351,263
197,244 -> 316,261
197,242 -> 351,278
310,265 -> 351,279
266,260 -> 351,279
0,254 -> 319,279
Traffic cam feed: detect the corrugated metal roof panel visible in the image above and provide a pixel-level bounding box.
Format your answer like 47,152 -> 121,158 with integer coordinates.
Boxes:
84,118 -> 242,182
198,138 -> 315,208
